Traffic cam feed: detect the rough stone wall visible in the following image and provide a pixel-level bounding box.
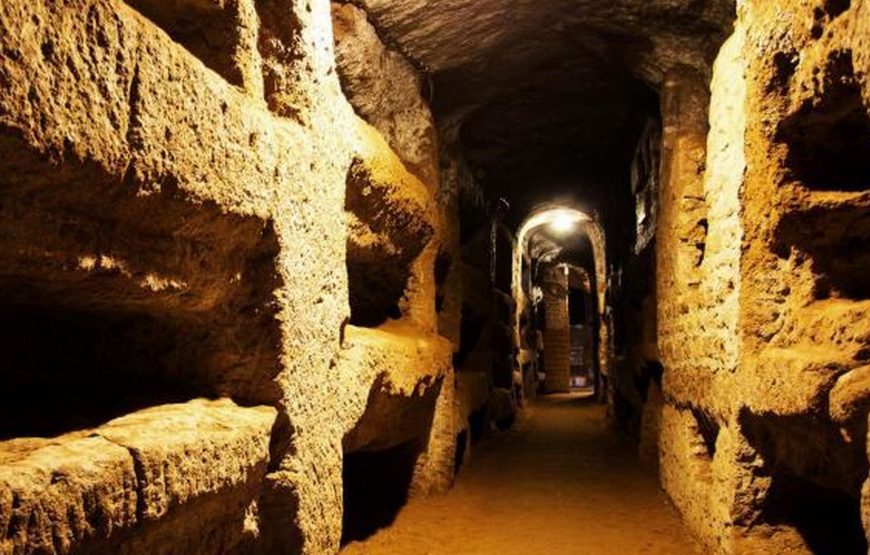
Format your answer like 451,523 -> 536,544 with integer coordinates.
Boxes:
736,1 -> 870,551
1,400 -> 276,554
331,0 -> 467,500
655,17 -> 758,553
656,1 -> 870,552
331,2 -> 437,190
0,1 -> 460,553
652,13 -> 744,543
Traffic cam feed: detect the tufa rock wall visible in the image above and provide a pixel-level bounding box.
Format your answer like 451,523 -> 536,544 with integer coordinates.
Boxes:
0,0 -> 461,553
655,0 -> 870,552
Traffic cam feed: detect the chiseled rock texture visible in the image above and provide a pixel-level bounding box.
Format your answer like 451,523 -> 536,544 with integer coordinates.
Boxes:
0,0 -> 462,553
0,400 -> 275,554
4,0 -> 869,553
332,2 -> 438,190
654,1 -> 870,553
359,0 -> 735,223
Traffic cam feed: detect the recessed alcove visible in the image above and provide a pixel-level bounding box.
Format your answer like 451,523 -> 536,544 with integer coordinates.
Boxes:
341,440 -> 421,545
0,302 -> 210,440
777,53 -> 870,192
126,0 -> 251,87
345,158 -> 433,327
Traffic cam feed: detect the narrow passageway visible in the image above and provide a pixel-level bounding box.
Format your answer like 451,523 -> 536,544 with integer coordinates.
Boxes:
3,1 -> 869,553
343,395 -> 700,555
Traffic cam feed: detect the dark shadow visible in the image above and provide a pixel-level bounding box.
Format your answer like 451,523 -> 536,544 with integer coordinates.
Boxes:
0,131 -> 287,422
454,303 -> 486,368
340,374 -> 442,544
468,406 -> 487,444
434,249 -> 452,313
341,440 -> 421,545
775,203 -> 870,300
126,0 -> 248,87
762,472 -> 866,554
0,304 -> 208,440
776,51 -> 870,192
739,408 -> 867,554
691,408 -> 719,459
454,429 -> 468,474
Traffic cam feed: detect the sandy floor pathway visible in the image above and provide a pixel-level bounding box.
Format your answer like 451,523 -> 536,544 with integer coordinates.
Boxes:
342,394 -> 701,555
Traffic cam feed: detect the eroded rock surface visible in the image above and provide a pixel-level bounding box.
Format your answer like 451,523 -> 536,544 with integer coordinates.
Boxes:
0,400 -> 275,554
3,0 -> 870,553
0,1 -> 459,553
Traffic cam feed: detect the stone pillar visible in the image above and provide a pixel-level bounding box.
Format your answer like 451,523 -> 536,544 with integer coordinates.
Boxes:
655,26 -> 746,550
411,365 -> 457,496
542,264 -> 570,393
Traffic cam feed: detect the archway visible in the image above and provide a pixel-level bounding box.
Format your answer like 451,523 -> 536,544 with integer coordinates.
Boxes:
512,205 -> 610,399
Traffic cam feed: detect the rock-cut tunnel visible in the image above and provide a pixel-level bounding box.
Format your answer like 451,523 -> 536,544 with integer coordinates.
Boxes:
1,0 -> 870,554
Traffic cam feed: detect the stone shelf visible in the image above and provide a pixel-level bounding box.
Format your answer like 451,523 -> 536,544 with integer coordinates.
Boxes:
339,322 -> 452,453
0,399 -> 276,554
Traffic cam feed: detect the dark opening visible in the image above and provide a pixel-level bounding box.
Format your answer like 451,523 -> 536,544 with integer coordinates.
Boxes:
454,303 -> 485,368
636,360 -> 664,402
346,254 -> 405,326
775,204 -> 870,300
740,408 -> 868,553
823,0 -> 851,18
691,408 -> 720,459
568,287 -> 585,326
0,304 -> 203,440
468,406 -> 487,444
776,52 -> 870,192
494,228 -> 513,293
768,51 -> 798,92
341,441 -> 421,545
126,0 -> 247,87
454,429 -> 468,474
762,472 -> 866,554
345,159 -> 432,327
434,249 -> 452,313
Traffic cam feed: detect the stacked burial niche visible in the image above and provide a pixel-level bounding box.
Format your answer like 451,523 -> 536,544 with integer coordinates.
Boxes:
0,76 -> 281,553
0,0 -> 313,548
340,150 -> 447,544
0,0 -> 463,552
740,6 -> 870,550
333,3 -> 457,545
654,2 -> 870,553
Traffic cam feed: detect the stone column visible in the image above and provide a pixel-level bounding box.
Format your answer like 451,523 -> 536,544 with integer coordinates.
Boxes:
542,264 -> 570,393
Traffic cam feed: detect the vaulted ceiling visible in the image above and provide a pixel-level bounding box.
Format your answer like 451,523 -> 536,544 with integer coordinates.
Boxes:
359,0 -> 735,232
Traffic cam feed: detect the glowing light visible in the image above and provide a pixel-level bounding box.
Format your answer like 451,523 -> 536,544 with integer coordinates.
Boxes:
548,211 -> 580,234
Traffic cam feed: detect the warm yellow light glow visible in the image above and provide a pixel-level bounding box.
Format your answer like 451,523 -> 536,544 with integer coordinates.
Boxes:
516,207 -> 591,246
548,211 -> 578,234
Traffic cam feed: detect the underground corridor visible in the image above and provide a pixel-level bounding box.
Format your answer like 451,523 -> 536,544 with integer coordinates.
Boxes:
1,1 -> 870,554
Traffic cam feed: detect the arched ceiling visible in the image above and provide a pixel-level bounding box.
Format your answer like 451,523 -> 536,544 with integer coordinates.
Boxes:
358,0 -> 735,230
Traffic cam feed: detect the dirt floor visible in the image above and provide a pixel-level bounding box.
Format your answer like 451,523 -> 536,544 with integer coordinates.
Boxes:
341,393 -> 702,554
